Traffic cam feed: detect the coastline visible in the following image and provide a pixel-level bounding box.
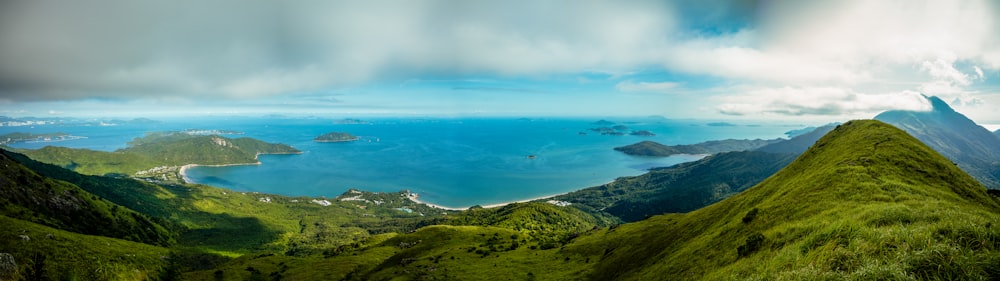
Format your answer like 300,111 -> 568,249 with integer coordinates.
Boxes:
178,161 -> 261,184
406,191 -> 569,211
180,151 -> 303,184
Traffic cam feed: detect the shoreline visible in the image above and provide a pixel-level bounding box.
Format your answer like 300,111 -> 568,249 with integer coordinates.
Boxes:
179,162 -> 261,184
179,152 -> 302,184
406,191 -> 570,211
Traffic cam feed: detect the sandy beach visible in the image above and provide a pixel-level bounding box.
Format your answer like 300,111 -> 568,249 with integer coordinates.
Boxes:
178,162 -> 261,184
406,192 -> 568,211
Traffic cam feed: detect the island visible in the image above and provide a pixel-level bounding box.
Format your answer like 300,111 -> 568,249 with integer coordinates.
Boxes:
614,138 -> 783,157
335,118 -> 371,125
0,132 -> 87,145
629,130 -> 656,136
15,131 -> 301,183
314,132 -> 360,142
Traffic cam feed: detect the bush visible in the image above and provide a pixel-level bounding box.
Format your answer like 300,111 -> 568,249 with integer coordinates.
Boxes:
737,233 -> 766,257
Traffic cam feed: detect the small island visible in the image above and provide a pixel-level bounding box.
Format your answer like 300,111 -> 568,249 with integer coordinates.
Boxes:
314,132 -> 360,142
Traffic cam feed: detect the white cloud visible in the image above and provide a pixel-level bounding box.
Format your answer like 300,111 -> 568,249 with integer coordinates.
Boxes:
717,87 -> 932,117
1,0 -> 999,121
615,81 -> 682,93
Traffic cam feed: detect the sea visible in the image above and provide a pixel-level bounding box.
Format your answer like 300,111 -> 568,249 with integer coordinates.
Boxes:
2,116 -> 798,208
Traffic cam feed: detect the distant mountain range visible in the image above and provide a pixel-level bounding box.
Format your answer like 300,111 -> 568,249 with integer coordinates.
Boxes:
876,96 -> 1000,189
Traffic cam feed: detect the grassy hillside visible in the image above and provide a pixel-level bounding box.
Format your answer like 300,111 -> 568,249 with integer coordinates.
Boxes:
571,120 -> 1000,279
185,204 -> 605,280
0,216 -> 172,281
614,138 -> 781,157
0,150 -> 175,246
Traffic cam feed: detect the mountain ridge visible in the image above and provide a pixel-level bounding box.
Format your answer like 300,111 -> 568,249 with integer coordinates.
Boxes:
876,95 -> 1000,189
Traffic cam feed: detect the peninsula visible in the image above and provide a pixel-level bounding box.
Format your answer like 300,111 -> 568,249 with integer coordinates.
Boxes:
314,132 -> 359,142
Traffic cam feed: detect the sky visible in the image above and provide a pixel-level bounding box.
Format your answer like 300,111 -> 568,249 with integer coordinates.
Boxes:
1,0 -> 1000,123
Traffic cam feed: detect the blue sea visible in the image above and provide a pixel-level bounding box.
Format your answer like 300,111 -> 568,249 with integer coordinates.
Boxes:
2,116 -> 797,208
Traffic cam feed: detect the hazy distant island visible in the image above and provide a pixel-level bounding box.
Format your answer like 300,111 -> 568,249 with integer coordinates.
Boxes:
314,132 -> 359,142
0,132 -> 87,145
335,118 -> 370,125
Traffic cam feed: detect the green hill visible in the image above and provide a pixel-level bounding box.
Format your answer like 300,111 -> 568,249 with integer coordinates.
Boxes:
13,132 -> 300,177
0,149 -> 175,246
0,216 -> 172,280
573,120 -> 1000,279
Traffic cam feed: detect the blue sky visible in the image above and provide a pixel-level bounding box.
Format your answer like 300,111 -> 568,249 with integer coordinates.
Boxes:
1,1 -> 1000,123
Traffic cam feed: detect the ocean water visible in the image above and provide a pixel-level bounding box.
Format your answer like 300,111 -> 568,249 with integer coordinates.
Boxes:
3,117 -> 795,208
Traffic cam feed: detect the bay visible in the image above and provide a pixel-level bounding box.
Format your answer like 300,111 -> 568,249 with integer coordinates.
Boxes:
3,116 -> 795,208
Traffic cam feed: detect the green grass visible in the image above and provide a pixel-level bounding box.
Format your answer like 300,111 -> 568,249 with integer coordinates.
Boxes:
0,216 -> 171,281
571,120 -> 1000,280
6,120 -> 1000,280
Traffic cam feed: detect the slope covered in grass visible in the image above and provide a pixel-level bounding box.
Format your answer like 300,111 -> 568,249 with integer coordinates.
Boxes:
571,120 -> 1000,279
0,150 -> 176,246
185,204 -> 604,280
0,216 -> 172,281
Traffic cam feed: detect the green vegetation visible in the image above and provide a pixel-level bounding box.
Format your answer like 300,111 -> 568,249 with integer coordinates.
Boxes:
12,132 -> 300,177
614,138 -> 782,157
0,216 -> 172,281
313,132 -> 359,142
555,151 -> 797,221
0,150 -> 175,246
4,119 -> 1000,280
572,120 -> 1000,279
0,148 -> 465,279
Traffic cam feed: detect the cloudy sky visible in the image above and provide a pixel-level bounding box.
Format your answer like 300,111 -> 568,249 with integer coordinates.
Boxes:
1,0 -> 999,122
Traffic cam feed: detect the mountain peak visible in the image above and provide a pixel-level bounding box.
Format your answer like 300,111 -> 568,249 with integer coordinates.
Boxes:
926,95 -> 956,113
875,95 -> 1000,189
